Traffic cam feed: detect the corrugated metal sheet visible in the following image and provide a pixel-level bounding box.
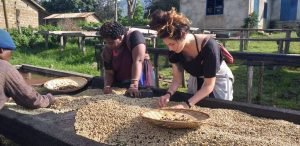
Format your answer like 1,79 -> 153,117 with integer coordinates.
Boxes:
44,12 -> 95,19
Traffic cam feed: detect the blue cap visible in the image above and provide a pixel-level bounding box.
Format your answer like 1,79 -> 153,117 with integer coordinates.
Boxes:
0,29 -> 16,50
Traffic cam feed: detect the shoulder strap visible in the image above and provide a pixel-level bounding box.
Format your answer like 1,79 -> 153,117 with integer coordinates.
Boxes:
193,34 -> 210,53
193,34 -> 200,53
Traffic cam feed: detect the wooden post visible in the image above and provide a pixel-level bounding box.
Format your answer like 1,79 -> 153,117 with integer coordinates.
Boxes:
152,37 -> 156,48
277,40 -> 284,54
44,33 -> 49,49
153,54 -> 159,88
284,30 -> 291,54
78,36 -> 86,55
181,71 -> 186,88
2,0 -> 9,30
60,35 -> 64,51
94,44 -> 104,75
256,62 -> 264,103
240,30 -> 244,52
247,65 -> 254,103
244,30 -> 249,50
63,36 -> 67,49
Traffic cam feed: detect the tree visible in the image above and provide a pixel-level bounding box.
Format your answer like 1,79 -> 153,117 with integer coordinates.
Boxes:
94,0 -> 116,21
41,0 -> 97,13
146,0 -> 179,15
120,0 -> 148,26
126,0 -> 137,21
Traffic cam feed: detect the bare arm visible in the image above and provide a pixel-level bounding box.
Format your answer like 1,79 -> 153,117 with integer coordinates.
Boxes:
167,63 -> 184,94
158,63 -> 184,107
131,43 -> 146,86
104,70 -> 114,87
188,77 -> 216,105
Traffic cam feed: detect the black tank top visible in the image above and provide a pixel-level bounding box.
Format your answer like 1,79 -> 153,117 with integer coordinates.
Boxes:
168,35 -> 222,91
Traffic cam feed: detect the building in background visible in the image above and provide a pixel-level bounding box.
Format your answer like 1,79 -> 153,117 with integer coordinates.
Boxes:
0,0 -> 48,29
44,12 -> 100,27
267,0 -> 300,29
180,0 -> 267,29
180,0 -> 300,29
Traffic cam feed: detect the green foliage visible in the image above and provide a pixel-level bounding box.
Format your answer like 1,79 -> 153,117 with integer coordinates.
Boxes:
77,21 -> 102,30
242,12 -> 259,28
41,0 -> 97,13
38,24 -> 61,31
94,0 -> 116,21
133,0 -> 144,20
119,0 -> 149,26
8,25 -> 61,49
146,0 -> 180,15
9,27 -> 43,49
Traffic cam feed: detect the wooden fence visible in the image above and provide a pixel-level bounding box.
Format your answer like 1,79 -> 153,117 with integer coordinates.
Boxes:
94,28 -> 300,103
198,28 -> 298,53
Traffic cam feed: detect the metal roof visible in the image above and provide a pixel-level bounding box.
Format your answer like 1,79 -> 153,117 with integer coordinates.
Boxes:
44,12 -> 95,19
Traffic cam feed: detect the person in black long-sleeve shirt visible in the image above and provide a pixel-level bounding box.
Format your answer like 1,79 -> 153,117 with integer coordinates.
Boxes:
0,29 -> 55,109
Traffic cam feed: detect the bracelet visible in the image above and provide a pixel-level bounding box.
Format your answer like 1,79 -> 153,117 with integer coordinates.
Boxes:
185,100 -> 192,108
166,91 -> 172,97
129,84 -> 138,89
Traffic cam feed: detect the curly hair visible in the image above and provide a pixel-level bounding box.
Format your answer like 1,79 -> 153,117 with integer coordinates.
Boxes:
149,8 -> 191,40
99,21 -> 126,40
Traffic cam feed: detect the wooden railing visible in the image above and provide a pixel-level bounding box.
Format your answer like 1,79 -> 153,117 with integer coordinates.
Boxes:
94,28 -> 300,103
95,44 -> 300,103
198,28 -> 298,53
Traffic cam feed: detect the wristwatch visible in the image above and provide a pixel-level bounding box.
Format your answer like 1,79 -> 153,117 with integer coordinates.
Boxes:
166,91 -> 172,97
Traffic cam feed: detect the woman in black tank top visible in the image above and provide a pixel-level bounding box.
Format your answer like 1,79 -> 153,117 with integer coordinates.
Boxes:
149,8 -> 234,108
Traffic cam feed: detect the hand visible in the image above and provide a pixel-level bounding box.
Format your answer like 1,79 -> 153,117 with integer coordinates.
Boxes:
158,94 -> 171,108
170,103 -> 189,109
103,86 -> 112,94
125,87 -> 141,98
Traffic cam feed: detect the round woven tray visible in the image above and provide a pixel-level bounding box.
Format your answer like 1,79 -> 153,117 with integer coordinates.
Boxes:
141,108 -> 210,129
43,76 -> 88,93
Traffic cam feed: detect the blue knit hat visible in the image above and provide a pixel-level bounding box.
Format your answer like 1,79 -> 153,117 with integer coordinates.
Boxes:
0,29 -> 16,50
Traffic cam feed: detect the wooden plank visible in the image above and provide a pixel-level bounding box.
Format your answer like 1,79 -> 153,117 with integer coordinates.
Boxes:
199,28 -> 293,32
216,38 -> 300,41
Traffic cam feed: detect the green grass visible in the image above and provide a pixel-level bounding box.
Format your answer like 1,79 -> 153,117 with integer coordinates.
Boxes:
11,39 -> 100,76
223,32 -> 300,53
10,33 -> 300,110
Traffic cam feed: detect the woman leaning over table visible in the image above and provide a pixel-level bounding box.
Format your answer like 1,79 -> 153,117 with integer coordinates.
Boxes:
149,8 -> 234,109
99,21 -> 155,97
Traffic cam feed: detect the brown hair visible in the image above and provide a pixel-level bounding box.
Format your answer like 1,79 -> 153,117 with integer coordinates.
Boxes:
149,8 -> 191,40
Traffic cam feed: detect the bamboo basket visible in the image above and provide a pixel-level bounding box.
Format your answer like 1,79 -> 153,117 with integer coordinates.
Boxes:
44,76 -> 88,93
141,108 -> 210,129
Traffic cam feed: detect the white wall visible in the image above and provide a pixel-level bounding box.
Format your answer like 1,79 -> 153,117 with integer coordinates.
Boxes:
180,0 -> 252,29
